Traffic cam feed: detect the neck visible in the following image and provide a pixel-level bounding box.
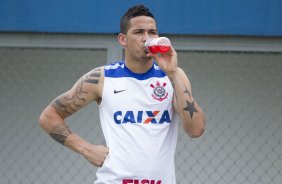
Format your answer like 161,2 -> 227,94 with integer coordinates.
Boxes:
124,57 -> 154,74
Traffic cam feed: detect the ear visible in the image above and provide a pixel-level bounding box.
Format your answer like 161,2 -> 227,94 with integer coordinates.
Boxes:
118,33 -> 127,47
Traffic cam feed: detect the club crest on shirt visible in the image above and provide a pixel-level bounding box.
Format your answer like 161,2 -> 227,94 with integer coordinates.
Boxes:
150,81 -> 168,101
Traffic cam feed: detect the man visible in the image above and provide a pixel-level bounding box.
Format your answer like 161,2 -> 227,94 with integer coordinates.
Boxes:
39,4 -> 205,184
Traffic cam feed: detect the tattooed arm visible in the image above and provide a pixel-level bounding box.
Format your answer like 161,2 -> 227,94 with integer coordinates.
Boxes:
170,68 -> 206,138
148,46 -> 205,138
39,67 -> 109,167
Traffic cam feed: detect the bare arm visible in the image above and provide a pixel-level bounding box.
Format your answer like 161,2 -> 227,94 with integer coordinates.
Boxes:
169,67 -> 205,137
38,67 -> 108,166
148,47 -> 206,138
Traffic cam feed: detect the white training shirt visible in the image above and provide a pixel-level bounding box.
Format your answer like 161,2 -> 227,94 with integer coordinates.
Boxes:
94,61 -> 178,184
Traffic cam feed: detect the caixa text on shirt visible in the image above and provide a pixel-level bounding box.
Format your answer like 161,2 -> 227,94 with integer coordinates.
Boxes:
114,110 -> 171,124
123,179 -> 162,184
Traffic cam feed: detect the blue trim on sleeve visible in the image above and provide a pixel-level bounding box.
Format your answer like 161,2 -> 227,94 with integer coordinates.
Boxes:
104,61 -> 166,80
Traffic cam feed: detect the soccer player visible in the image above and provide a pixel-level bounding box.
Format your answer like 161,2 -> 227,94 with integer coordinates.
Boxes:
39,4 -> 205,183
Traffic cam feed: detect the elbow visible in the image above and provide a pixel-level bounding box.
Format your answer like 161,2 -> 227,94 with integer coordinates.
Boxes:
188,127 -> 205,138
38,106 -> 59,131
38,111 -> 48,130
38,105 -> 65,133
185,118 -> 206,138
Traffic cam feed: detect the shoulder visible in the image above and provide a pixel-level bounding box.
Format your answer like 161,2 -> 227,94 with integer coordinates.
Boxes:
104,61 -> 125,70
104,61 -> 125,77
78,66 -> 105,103
83,66 -> 105,83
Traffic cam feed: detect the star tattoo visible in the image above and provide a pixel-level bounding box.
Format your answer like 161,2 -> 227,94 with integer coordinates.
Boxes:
183,100 -> 198,118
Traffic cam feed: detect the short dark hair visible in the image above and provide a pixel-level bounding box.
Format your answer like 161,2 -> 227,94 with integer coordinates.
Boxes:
120,4 -> 155,34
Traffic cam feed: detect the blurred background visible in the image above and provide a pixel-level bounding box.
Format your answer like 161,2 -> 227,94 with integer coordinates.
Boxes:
0,0 -> 281,183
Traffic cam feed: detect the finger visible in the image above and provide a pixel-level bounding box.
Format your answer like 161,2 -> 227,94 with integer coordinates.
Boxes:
146,52 -> 157,58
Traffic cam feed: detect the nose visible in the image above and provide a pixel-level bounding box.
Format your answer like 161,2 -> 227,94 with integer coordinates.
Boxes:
142,32 -> 151,43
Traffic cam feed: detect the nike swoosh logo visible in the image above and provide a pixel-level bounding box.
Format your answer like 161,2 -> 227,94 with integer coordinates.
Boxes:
114,89 -> 127,94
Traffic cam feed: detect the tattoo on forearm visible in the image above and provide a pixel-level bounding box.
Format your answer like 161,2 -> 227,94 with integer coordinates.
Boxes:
183,100 -> 198,118
184,87 -> 191,97
49,124 -> 72,145
171,79 -> 198,118
171,80 -> 180,106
